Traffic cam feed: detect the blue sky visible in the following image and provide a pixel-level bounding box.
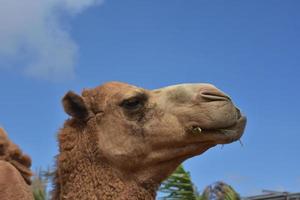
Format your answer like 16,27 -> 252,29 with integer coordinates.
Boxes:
0,0 -> 300,197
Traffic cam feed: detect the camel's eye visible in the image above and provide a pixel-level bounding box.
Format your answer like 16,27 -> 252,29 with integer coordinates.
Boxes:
120,93 -> 148,112
120,97 -> 145,111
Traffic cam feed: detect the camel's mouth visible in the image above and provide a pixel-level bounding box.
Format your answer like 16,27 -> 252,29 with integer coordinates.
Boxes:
187,114 -> 247,144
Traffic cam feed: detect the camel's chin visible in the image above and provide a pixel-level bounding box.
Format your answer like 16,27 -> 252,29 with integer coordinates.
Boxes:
211,115 -> 246,144
187,115 -> 247,144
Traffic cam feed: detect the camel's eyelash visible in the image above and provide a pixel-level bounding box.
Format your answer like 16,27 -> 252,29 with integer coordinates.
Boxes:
120,94 -> 148,110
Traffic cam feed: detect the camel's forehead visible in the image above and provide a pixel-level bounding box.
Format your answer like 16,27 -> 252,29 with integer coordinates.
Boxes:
90,82 -> 142,100
98,82 -> 139,93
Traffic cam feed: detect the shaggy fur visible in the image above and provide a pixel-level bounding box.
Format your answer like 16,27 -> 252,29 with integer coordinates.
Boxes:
0,128 -> 33,200
53,82 -> 246,200
53,120 -> 156,200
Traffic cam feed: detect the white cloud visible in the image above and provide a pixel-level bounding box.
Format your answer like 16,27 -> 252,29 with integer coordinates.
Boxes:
63,0 -> 102,14
0,0 -> 103,80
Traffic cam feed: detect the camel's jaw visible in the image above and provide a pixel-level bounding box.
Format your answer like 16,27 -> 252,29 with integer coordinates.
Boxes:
154,115 -> 247,168
186,114 -> 246,144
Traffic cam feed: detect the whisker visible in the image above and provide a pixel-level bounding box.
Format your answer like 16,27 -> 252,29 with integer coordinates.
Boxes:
239,139 -> 244,147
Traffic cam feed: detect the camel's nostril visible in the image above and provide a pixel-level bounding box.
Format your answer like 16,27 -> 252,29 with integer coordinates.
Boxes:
200,90 -> 231,102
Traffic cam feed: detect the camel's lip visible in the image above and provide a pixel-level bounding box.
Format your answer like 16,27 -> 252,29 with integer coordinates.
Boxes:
214,115 -> 247,143
188,115 -> 247,144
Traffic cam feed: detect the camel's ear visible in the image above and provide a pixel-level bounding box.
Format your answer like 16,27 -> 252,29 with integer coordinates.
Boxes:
62,91 -> 90,120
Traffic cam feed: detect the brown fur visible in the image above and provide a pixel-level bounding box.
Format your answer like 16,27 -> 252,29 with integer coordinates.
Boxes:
0,128 -> 33,200
53,82 -> 246,200
53,120 -> 156,200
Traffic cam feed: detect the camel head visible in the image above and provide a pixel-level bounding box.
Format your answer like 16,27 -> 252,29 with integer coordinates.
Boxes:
0,128 -> 32,185
62,82 -> 246,186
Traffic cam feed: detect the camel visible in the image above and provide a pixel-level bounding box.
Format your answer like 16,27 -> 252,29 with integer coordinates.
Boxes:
0,128 -> 33,200
0,81 -> 246,200
53,81 -> 246,199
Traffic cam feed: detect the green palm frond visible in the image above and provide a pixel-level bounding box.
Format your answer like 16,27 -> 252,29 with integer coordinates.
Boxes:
159,165 -> 241,200
31,167 -> 52,200
159,165 -> 201,200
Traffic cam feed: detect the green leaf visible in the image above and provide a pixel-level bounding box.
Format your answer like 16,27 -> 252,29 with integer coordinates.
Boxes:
31,167 -> 52,200
159,165 -> 201,200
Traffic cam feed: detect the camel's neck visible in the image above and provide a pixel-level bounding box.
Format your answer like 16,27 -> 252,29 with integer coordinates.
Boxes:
52,120 -> 157,200
53,158 -> 157,200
